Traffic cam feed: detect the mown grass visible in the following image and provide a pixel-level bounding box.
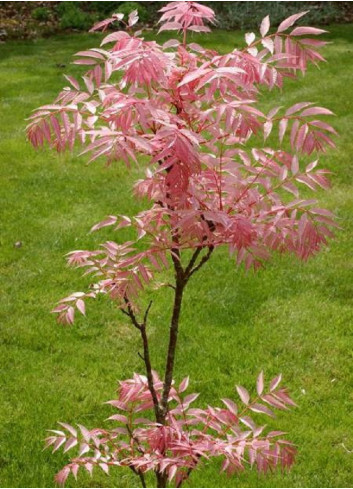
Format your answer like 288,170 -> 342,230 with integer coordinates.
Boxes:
1,25 -> 353,488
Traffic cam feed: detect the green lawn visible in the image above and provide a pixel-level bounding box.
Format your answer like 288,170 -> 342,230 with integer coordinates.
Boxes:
1,25 -> 353,488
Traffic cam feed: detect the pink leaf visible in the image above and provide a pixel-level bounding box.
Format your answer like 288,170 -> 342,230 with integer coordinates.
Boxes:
236,385 -> 250,405
188,25 -> 211,33
300,107 -> 334,117
74,50 -> 105,60
277,12 -> 309,33
270,374 -> 282,392
108,414 -> 128,423
261,38 -> 274,54
55,467 -> 71,486
158,21 -> 183,33
221,398 -> 238,415
264,121 -> 273,140
240,415 -> 256,430
183,393 -> 199,405
90,215 -> 118,232
291,27 -> 327,36
76,299 -> 85,316
306,160 -> 318,172
291,156 -> 299,175
260,15 -> 270,37
58,422 -> 77,438
279,118 -> 288,143
78,443 -> 90,457
71,465 -> 79,481
89,17 -> 119,32
250,403 -> 274,417
64,437 -> 78,453
178,69 -> 211,87
168,465 -> 177,482
101,31 -> 130,46
256,371 -> 264,396
245,32 -> 256,45
286,102 -> 313,116
84,462 -> 93,476
66,307 -> 75,325
78,424 -> 91,442
53,437 -> 66,453
128,10 -> 139,27
179,376 -> 189,393
99,463 -> 109,475
64,75 -> 80,91
163,39 -> 180,49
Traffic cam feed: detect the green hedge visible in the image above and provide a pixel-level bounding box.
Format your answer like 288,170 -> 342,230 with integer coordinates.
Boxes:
210,1 -> 352,30
57,2 -> 353,29
76,1 -> 353,28
0,1 -> 352,40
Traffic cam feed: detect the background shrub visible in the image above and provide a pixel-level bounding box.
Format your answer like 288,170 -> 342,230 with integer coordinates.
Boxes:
75,2 -> 149,23
83,1 -> 121,16
57,2 -> 95,31
209,1 -> 347,30
0,1 -> 352,41
31,7 -> 50,22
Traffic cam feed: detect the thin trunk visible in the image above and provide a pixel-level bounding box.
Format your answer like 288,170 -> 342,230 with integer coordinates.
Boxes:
160,273 -> 185,417
160,247 -> 213,418
124,247 -> 213,488
122,300 -> 162,423
156,472 -> 168,488
139,473 -> 147,488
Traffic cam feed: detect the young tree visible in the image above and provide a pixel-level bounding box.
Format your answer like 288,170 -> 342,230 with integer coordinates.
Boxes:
27,2 -> 337,487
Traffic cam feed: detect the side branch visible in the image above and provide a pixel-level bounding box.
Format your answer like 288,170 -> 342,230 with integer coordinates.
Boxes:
187,246 -> 214,281
128,466 -> 146,489
122,299 -> 162,423
121,298 -> 141,330
184,247 -> 202,277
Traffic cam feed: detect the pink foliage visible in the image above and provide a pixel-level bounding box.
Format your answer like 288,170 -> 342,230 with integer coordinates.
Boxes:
46,372 -> 296,487
27,2 -> 337,324
27,2 -> 338,486
158,1 -> 216,33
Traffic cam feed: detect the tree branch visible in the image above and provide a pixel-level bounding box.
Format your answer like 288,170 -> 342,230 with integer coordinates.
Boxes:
176,462 -> 198,488
184,247 -> 202,277
143,300 -> 153,325
121,298 -> 142,330
126,424 -> 145,455
122,299 -> 162,423
128,465 -> 146,488
187,245 -> 214,280
138,471 -> 147,489
140,318 -> 162,423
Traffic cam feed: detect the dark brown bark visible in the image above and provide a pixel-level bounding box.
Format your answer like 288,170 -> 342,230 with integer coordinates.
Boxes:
123,245 -> 213,487
122,299 -> 162,423
187,245 -> 214,280
160,246 -> 213,418
184,247 -> 202,277
160,259 -> 185,417
129,466 -> 147,488
140,322 -> 163,423
139,472 -> 147,488
156,472 -> 168,488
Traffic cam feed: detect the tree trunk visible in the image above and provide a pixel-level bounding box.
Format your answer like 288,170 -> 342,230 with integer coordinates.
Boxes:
160,273 -> 185,418
156,471 -> 168,488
